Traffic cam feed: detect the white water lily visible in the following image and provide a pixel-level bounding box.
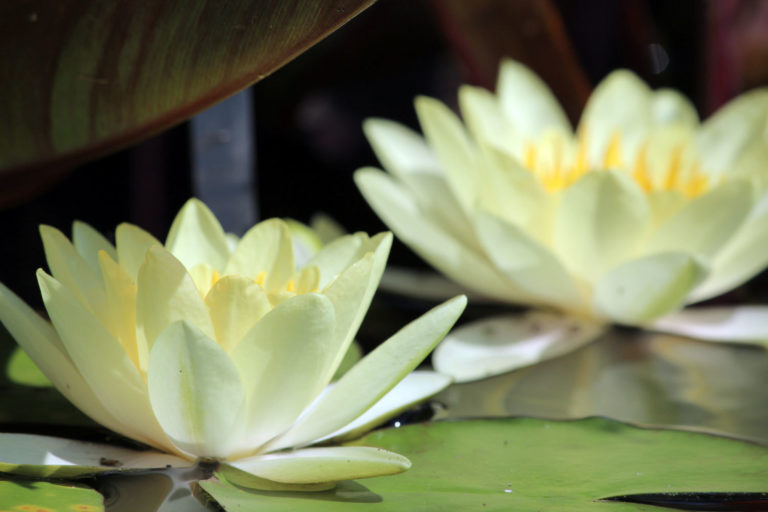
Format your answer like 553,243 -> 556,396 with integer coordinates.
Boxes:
0,199 -> 465,489
355,59 -> 768,382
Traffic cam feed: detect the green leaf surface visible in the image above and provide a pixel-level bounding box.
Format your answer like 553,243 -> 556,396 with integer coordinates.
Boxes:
6,347 -> 52,387
197,417 -> 768,511
0,479 -> 104,511
0,0 -> 374,205
436,327 -> 768,445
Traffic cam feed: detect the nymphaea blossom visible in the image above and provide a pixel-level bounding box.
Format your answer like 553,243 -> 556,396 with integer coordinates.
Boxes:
0,199 -> 465,490
355,59 -> 768,382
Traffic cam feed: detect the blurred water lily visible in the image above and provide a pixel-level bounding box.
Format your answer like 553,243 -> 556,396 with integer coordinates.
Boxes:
0,199 -> 465,489
355,59 -> 768,382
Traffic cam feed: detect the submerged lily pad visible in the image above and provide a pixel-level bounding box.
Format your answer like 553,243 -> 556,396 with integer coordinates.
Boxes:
197,417 -> 768,511
0,479 -> 103,511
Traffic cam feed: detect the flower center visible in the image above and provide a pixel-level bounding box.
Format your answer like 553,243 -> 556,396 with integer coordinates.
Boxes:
522,130 -> 711,197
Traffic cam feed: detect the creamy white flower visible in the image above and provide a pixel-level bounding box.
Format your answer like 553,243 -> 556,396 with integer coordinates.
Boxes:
355,59 -> 768,381
0,199 -> 465,488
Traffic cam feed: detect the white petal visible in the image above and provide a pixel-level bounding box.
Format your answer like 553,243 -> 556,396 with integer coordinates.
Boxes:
305,232 -> 372,290
225,218 -> 295,292
321,233 -> 391,381
459,84 -> 514,152
553,171 -> 649,280
165,198 -> 230,271
205,275 -> 272,352
72,220 -> 117,274
473,210 -> 585,311
266,296 -> 466,451
363,118 -> 441,178
227,446 -> 410,484
690,191 -> 768,301
578,69 -> 652,165
496,59 -> 571,137
432,312 -> 605,383
37,270 -> 171,451
115,222 -> 162,281
0,433 -> 190,479
651,306 -> 768,344
646,180 -> 754,261
321,371 -> 452,443
230,293 -> 336,451
414,95 -> 478,210
354,167 -> 529,304
136,246 -> 215,348
697,89 -> 768,176
0,281 -> 123,435
148,321 -> 245,459
39,225 -> 107,319
594,252 -> 708,325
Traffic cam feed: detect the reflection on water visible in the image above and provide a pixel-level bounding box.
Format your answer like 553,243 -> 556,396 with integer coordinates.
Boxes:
92,465 -> 212,512
436,328 -> 768,444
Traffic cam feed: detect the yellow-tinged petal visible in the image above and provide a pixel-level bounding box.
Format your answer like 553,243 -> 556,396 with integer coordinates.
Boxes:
294,265 -> 320,294
37,270 -> 171,452
473,210 -> 585,312
697,88 -> 768,177
165,198 -> 230,271
362,118 -> 441,179
226,446 -> 410,485
552,171 -> 649,280
72,220 -> 117,275
651,88 -> 699,126
187,262 -> 219,297
690,192 -> 768,301
230,293 -> 335,452
646,180 -> 753,260
594,252 -> 707,324
578,69 -> 653,166
148,321 -> 245,459
136,246 -> 215,349
0,282 -> 124,437
474,144 -> 551,237
39,225 -> 107,320
459,84 -> 516,153
115,223 -> 162,281
414,95 -> 478,210
304,232 -> 368,290
354,167 -> 532,304
267,295 -> 466,452
97,251 -> 145,373
205,275 -> 271,352
496,59 -> 571,137
225,218 -> 295,292
320,232 -> 391,381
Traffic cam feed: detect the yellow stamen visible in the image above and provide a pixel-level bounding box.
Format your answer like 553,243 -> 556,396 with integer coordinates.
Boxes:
210,270 -> 220,288
286,280 -> 295,292
603,133 -> 623,169
632,144 -> 653,192
255,271 -> 266,287
524,143 -> 537,169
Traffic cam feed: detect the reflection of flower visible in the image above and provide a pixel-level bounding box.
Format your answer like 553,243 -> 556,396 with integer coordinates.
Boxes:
356,59 -> 768,381
0,199 -> 465,489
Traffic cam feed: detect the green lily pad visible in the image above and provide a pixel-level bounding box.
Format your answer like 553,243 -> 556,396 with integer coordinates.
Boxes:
197,417 -> 768,511
0,479 -> 103,511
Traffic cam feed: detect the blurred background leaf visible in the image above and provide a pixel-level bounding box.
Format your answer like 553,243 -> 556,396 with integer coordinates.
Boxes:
0,0 -> 375,208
